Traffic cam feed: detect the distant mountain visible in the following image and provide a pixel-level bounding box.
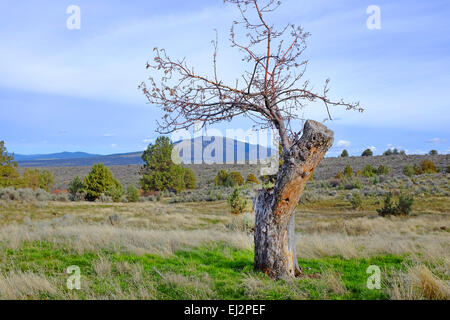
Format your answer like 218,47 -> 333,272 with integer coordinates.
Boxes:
16,137 -> 275,167
15,151 -> 101,161
17,152 -> 143,167
174,136 -> 273,164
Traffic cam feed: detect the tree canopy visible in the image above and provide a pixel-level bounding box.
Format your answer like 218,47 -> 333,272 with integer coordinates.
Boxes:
140,137 -> 197,193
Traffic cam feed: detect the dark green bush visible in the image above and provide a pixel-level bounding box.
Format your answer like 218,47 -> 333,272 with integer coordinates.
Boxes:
349,192 -> 363,209
376,165 -> 390,175
215,170 -> 233,187
361,149 -> 373,157
397,193 -> 414,215
184,168 -> 197,190
83,163 -> 123,202
127,185 -> 139,203
362,165 -> 377,178
377,192 -> 414,217
0,141 -> 20,188
340,149 -> 349,157
403,165 -> 415,177
343,165 -> 353,177
227,188 -> 248,215
68,176 -> 84,200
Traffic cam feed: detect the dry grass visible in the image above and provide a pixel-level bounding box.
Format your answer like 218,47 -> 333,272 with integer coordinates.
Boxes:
162,272 -> 214,300
241,270 -> 347,299
241,274 -> 308,300
93,256 -> 112,277
387,264 -> 450,300
0,224 -> 253,256
0,272 -> 56,299
0,198 -> 448,300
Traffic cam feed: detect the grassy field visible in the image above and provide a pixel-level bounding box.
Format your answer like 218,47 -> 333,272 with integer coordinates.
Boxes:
2,155 -> 450,300
0,197 -> 448,300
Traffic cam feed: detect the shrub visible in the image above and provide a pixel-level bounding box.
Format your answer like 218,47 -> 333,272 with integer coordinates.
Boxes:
376,165 -> 390,175
98,194 -> 113,203
68,176 -> 84,200
215,170 -> 244,187
414,160 -> 438,175
362,165 -> 377,178
229,172 -> 245,186
227,188 -> 248,215
371,176 -> 380,185
403,165 -> 415,177
22,169 -> 54,191
38,170 -> 55,192
183,168 -> 197,190
340,149 -> 349,157
377,192 -> 395,216
328,178 -> 342,188
0,141 -> 20,188
106,182 -> 124,203
22,169 -> 40,190
215,170 -> 230,186
83,163 -> 123,202
377,192 -> 414,217
361,149 -> 373,157
429,150 -> 438,155
344,178 -> 362,190
397,193 -> 414,215
0,165 -> 20,188
0,187 -> 54,202
383,149 -> 393,156
343,165 -> 353,177
349,192 -> 363,209
246,173 -> 259,184
127,185 -> 139,203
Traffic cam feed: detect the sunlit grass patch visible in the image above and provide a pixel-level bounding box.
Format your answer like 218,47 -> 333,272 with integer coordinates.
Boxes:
0,242 -> 414,300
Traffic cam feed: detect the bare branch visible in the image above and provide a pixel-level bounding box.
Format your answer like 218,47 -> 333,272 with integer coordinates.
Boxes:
141,0 -> 363,152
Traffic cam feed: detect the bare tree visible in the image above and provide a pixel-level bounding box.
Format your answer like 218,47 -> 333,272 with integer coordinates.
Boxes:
140,0 -> 362,279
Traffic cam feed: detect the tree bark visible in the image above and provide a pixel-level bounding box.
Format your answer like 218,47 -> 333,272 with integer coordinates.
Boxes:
254,120 -> 334,279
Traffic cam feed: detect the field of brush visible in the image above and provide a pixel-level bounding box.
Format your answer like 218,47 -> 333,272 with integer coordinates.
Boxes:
1,154 -> 449,300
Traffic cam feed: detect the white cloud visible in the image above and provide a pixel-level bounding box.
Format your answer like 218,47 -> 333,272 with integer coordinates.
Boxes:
110,144 -> 117,148
103,133 -> 116,137
427,138 -> 447,144
337,140 -> 351,148
369,146 -> 376,152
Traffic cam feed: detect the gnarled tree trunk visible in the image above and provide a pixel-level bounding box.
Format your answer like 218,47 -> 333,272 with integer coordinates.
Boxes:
254,120 -> 334,279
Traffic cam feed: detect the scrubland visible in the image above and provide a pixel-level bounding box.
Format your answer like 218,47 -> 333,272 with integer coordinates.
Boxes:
1,155 -> 449,300
0,196 -> 448,299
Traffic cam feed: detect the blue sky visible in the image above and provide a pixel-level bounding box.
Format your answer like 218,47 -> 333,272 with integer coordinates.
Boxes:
0,0 -> 449,156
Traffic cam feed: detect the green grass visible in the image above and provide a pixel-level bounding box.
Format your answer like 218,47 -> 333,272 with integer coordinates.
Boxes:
0,241 -> 407,300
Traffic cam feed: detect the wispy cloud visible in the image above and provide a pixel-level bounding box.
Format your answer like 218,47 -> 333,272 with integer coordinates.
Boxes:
427,138 -> 447,144
337,140 -> 351,148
